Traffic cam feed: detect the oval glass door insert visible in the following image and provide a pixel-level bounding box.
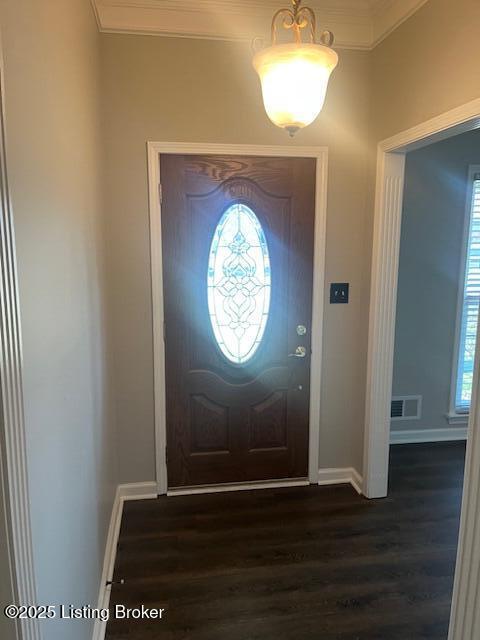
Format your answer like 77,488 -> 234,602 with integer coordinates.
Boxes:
207,203 -> 271,364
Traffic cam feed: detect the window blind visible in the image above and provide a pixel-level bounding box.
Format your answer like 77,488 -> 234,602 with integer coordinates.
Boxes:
455,173 -> 480,412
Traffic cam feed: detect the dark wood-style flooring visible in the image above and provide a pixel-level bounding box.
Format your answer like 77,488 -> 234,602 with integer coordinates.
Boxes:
106,442 -> 466,639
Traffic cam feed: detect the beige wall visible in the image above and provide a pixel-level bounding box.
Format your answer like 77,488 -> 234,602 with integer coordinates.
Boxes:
101,34 -> 372,480
393,130 -> 480,433
0,1 -> 118,638
372,0 -> 480,142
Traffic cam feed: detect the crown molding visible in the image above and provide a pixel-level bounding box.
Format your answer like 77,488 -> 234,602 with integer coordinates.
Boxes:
90,0 -> 102,30
93,0 -> 428,50
371,0 -> 429,47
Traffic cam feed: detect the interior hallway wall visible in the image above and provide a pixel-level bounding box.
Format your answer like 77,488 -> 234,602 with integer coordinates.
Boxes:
0,1 -> 118,639
392,130 -> 480,435
101,34 -> 372,481
371,0 -> 480,143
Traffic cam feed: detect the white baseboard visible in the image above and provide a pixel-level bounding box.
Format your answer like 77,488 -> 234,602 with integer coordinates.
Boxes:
118,481 -> 157,501
167,477 -> 309,496
317,467 -> 364,495
169,473 -> 365,497
390,427 -> 468,445
350,468 -> 363,494
92,482 -> 157,640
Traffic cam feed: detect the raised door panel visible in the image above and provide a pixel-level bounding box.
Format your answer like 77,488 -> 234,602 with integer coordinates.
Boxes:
249,391 -> 288,451
190,394 -> 229,454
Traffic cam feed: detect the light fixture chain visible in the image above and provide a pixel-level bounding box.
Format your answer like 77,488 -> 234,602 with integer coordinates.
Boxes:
270,0 -> 320,44
271,8 -> 295,44
297,6 -> 316,43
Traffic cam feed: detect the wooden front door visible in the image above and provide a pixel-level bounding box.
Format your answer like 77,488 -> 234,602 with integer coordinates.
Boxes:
161,154 -> 316,488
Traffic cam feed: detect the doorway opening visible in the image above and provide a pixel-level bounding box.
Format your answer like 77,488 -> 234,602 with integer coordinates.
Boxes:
363,98 -> 480,639
388,130 -> 480,632
390,131 -> 480,452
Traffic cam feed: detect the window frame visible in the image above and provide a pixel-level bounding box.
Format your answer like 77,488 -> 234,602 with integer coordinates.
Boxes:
448,164 -> 480,423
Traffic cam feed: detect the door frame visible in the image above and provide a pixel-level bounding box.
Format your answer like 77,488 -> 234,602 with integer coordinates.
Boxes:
362,98 -> 480,639
147,142 -> 329,494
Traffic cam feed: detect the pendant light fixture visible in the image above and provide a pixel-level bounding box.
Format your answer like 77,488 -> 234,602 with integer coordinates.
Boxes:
252,0 -> 338,136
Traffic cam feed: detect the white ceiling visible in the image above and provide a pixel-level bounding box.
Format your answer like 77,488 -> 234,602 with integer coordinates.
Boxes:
92,0 -> 429,50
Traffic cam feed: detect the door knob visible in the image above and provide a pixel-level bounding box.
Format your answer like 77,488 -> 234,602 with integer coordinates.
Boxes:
288,346 -> 307,358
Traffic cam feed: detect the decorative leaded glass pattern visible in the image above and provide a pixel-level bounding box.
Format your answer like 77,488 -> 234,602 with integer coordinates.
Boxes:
207,204 -> 271,364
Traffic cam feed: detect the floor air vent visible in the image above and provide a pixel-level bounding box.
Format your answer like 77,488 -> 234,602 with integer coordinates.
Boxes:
391,396 -> 422,421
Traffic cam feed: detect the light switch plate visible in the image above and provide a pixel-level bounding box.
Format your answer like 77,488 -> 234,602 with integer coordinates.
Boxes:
330,283 -> 349,304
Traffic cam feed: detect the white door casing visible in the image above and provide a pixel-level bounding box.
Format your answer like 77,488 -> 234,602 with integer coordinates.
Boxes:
147,142 -> 329,494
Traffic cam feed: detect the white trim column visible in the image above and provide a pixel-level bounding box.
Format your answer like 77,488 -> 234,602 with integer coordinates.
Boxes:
449,328 -> 480,639
308,149 -> 329,484
363,150 -> 405,499
0,65 -> 41,639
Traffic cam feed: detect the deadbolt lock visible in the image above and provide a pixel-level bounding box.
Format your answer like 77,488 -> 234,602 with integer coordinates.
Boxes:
296,325 -> 307,336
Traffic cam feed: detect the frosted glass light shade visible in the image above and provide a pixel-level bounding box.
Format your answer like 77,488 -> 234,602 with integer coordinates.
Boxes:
253,42 -> 338,135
